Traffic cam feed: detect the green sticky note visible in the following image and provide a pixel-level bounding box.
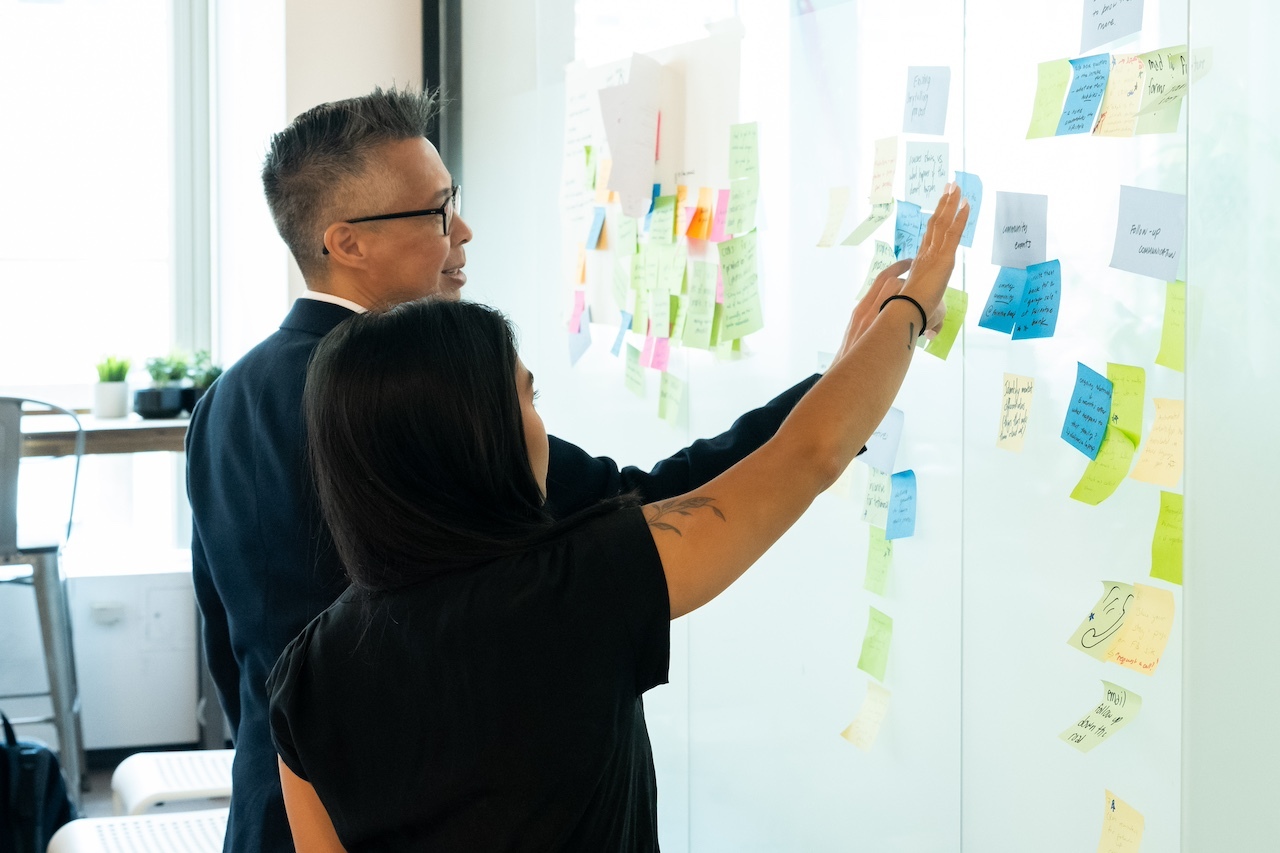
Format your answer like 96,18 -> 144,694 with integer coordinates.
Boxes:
1150,491 -> 1184,585
656,243 -> 688,295
681,261 -> 717,349
709,302 -> 724,348
718,231 -> 764,339
584,145 -> 596,189
725,178 -> 759,236
630,248 -> 656,334
1027,58 -> 1072,140
1155,280 -> 1186,372
923,287 -> 968,360
1069,426 -> 1137,506
614,214 -> 638,257
841,201 -> 894,248
728,121 -> 759,182
1106,363 -> 1146,446
863,527 -> 893,596
650,280 -> 671,339
624,344 -> 645,397
649,195 -> 677,244
670,295 -> 687,343
658,372 -> 685,423
857,606 -> 893,682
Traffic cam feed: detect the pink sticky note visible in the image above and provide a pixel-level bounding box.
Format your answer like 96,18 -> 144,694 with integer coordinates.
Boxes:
568,290 -> 586,334
650,338 -> 671,371
680,206 -> 696,234
715,267 -> 725,304
640,335 -> 656,368
709,189 -> 731,242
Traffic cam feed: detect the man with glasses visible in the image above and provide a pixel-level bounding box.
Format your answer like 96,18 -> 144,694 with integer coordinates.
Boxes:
186,87 -> 824,853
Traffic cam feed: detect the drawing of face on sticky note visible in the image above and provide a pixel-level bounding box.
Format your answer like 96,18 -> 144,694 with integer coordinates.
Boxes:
1068,581 -> 1136,662
991,192 -> 1048,269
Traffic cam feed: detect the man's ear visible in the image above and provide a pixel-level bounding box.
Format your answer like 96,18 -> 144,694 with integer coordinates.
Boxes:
324,223 -> 367,269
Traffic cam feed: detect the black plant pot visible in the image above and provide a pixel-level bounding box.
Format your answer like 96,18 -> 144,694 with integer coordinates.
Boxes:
134,387 -> 186,419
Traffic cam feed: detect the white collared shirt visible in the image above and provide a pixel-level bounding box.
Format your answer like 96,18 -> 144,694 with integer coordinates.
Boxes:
299,291 -> 368,314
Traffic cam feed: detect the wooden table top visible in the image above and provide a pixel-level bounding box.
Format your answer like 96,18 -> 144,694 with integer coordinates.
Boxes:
20,414 -> 189,457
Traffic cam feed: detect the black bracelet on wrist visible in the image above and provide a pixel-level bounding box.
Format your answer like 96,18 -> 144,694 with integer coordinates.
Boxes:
880,294 -> 928,337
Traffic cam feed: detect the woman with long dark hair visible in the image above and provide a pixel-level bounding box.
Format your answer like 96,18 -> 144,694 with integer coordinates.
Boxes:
268,187 -> 969,851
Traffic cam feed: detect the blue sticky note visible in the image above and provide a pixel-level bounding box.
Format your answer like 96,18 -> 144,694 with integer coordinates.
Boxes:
954,171 -> 983,248
886,470 -> 917,540
1061,362 -> 1113,460
611,311 -> 632,356
979,267 -> 1027,334
1055,54 -> 1111,136
644,183 -> 661,231
586,207 -> 606,249
1011,259 -> 1062,340
569,307 -> 592,366
894,200 -> 924,260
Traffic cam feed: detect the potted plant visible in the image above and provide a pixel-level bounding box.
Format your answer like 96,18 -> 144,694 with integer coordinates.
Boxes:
185,350 -> 223,412
134,352 -> 189,419
93,356 -> 131,418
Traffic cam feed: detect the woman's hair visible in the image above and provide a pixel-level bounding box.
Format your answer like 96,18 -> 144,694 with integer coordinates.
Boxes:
304,298 -> 626,592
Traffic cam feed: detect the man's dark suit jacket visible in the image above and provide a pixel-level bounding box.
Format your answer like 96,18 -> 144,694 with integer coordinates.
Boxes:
186,297 -> 819,852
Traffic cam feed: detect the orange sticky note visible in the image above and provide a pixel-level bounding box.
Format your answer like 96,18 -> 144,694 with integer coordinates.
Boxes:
575,245 -> 586,284
1106,582 -> 1175,676
686,187 -> 714,240
594,159 -> 613,204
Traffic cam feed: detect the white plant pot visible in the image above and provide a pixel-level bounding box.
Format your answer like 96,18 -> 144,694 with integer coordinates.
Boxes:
93,382 -> 130,419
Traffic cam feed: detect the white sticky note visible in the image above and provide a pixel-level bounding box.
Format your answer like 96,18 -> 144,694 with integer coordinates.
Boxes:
1109,185 -> 1188,281
598,54 -> 662,220
904,142 -> 949,210
816,187 -> 852,247
860,407 -> 904,474
902,66 -> 951,135
1081,0 -> 1145,53
991,192 -> 1048,270
861,468 -> 891,528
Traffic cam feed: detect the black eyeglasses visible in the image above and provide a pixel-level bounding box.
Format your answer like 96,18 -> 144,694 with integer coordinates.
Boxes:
322,185 -> 461,255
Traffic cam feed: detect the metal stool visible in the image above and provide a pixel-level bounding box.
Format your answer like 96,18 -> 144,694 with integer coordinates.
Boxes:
111,748 -> 234,815
46,808 -> 228,853
0,397 -> 87,808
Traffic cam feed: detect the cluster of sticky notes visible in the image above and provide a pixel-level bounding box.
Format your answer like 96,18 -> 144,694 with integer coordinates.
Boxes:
1067,581 -> 1175,676
1059,680 -> 1142,753
1070,363 -> 1143,505
1027,43 -> 1202,140
1061,362 -> 1113,460
978,259 -> 1062,341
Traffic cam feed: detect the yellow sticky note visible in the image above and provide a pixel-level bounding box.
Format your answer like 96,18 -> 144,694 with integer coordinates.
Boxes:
1092,54 -> 1145,138
816,186 -> 852,247
1027,59 -> 1072,139
1155,280 -> 1186,372
1106,363 -> 1146,447
841,201 -> 895,248
594,158 -> 613,204
1070,426 -> 1137,506
1060,680 -> 1142,754
1150,491 -> 1184,585
923,288 -> 967,360
1130,398 -> 1185,488
658,372 -> 684,423
856,606 -> 893,682
1108,582 -> 1175,676
1068,581 -> 1135,663
862,468 -> 891,527
825,461 -> 856,499
997,373 -> 1034,452
870,136 -> 898,205
624,344 -> 645,397
864,527 -> 893,596
858,241 -> 897,300
574,245 -> 587,285
1137,45 -> 1189,117
1097,791 -> 1145,853
840,681 -> 891,751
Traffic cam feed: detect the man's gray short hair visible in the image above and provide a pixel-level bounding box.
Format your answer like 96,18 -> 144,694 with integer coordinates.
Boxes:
262,86 -> 439,279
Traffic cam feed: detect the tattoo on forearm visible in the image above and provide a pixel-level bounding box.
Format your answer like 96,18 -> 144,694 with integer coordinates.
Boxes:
644,497 -> 726,536
908,322 -> 915,350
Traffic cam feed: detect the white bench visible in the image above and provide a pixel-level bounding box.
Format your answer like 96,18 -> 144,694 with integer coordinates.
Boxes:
46,808 -> 228,853
111,749 -> 234,816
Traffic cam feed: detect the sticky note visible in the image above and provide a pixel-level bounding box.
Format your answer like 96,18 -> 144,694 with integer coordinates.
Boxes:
585,206 -> 607,249
894,200 -> 924,261
991,192 -> 1047,269
953,171 -> 982,247
1067,581 -> 1135,663
649,280 -> 671,339
658,372 -> 684,423
859,241 -> 897,299
1097,790 -> 1145,853
816,186 -> 852,247
649,195 -> 677,244
1070,426 -> 1137,506
979,268 -> 1027,334
1135,97 -> 1183,135
597,55 -> 662,219
1027,59 -> 1073,139
718,231 -> 764,339
902,66 -> 951,135
1011,259 -> 1061,340
686,187 -> 715,240
1150,491 -> 1184,585
870,136 -> 898,205
1056,54 -> 1111,136
1111,185 -> 1188,282
997,373 -> 1034,452
1138,45 -> 1190,116
1082,0 -> 1145,53
840,681 -> 891,751
924,288 -> 967,360
1106,363 -> 1145,446
863,526 -> 893,596
725,178 -> 758,236
841,202 -> 894,247
857,606 -> 894,682
1107,582 -> 1175,675
681,261 -> 717,350
1130,398 -> 1184,488
861,407 -> 904,474
583,145 -> 596,189
640,335 -> 656,368
729,122 -> 759,182
904,142 -> 949,210
862,468 -> 891,527
568,306 -> 591,366
1092,54 -> 1145,137
611,312 -> 631,356
1062,362 -> 1113,460
708,188 -> 731,243
593,158 -> 613,204
1155,280 -> 1186,371
885,470 -> 917,540
649,338 -> 671,372
568,289 -> 586,335
624,344 -> 645,397
1060,680 -> 1142,753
